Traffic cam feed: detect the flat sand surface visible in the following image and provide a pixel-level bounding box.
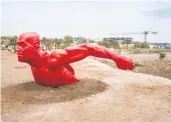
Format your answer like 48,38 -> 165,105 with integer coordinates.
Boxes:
1,51 -> 171,122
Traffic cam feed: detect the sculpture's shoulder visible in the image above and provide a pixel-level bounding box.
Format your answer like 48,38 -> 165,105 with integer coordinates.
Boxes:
41,51 -> 50,61
50,49 -> 67,59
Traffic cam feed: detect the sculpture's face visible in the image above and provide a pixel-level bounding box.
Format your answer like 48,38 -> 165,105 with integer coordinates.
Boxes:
16,32 -> 40,62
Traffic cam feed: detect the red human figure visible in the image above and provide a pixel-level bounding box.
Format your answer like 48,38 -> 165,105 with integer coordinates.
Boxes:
16,32 -> 135,87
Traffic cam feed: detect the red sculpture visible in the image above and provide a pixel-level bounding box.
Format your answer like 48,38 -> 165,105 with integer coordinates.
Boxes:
16,32 -> 135,87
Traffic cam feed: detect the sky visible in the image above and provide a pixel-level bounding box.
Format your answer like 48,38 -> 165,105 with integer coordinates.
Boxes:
1,0 -> 171,43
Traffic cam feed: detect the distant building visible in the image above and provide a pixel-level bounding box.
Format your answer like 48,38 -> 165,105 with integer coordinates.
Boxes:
154,43 -> 171,49
73,37 -> 87,44
102,37 -> 133,44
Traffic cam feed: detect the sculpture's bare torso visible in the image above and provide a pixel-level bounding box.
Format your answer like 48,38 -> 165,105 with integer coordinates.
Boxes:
30,51 -> 78,86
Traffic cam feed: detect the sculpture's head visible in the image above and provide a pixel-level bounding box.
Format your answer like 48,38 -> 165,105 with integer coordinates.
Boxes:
16,32 -> 40,62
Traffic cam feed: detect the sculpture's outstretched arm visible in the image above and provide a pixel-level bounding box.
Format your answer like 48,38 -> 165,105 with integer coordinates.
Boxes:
77,43 -> 135,70
47,43 -> 135,70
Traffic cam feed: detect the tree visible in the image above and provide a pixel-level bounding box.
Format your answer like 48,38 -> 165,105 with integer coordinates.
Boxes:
53,38 -> 63,49
8,36 -> 18,52
63,35 -> 73,46
41,37 -> 48,50
46,38 -> 53,51
98,41 -> 120,49
89,39 -> 95,43
133,41 -> 141,49
41,37 -> 53,51
121,40 -> 127,44
141,42 -> 150,49
110,40 -> 120,49
98,41 -> 110,48
98,41 -> 105,46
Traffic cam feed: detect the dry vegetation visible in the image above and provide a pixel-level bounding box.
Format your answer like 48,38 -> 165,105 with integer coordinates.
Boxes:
91,54 -> 171,80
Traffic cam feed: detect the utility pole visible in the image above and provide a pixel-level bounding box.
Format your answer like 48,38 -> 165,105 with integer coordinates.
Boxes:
142,31 -> 158,48
143,31 -> 149,48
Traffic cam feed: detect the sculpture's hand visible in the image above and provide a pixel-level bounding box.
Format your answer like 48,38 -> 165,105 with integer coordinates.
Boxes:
115,56 -> 135,70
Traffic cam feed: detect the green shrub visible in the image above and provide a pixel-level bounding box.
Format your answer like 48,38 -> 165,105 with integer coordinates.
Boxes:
58,44 -> 69,49
159,52 -> 166,60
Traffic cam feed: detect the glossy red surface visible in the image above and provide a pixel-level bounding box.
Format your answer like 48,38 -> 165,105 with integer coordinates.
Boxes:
16,32 -> 135,87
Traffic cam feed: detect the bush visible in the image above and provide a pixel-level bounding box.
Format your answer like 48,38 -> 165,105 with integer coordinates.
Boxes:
58,44 -> 69,49
149,49 -> 160,54
133,41 -> 141,49
98,41 -> 120,49
122,44 -> 128,49
159,52 -> 166,60
141,42 -> 150,49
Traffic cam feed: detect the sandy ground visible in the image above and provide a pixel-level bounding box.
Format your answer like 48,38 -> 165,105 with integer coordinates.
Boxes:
1,50 -> 171,122
91,53 -> 171,79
